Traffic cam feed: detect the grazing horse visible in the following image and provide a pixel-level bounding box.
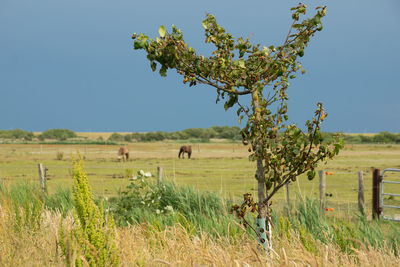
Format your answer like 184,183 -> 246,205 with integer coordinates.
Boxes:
178,145 -> 192,159
118,147 -> 129,161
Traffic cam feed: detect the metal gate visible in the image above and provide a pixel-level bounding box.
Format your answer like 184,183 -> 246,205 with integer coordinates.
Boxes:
380,168 -> 400,221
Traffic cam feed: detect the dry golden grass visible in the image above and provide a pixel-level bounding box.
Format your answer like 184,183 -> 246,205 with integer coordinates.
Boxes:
33,132 -> 132,140
0,205 -> 399,267
76,132 -> 133,140
345,133 -> 376,137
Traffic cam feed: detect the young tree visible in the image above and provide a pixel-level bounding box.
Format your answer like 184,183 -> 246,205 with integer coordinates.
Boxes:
132,4 -> 342,251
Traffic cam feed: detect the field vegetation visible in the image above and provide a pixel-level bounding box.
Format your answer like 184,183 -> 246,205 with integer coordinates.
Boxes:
0,168 -> 399,266
1,140 -> 400,265
1,142 -> 400,213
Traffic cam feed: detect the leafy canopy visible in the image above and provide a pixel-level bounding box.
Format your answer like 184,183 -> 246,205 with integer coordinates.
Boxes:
132,4 -> 342,211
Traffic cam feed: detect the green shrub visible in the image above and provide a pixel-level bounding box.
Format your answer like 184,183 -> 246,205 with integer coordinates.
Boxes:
111,171 -> 241,238
39,129 -> 76,141
123,134 -> 132,142
0,129 -> 34,140
108,133 -> 125,142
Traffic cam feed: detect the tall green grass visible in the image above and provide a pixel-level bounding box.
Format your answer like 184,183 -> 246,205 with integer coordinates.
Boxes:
272,197 -> 400,255
0,181 -> 43,232
1,179 -> 399,256
0,180 -> 74,232
111,179 -> 243,239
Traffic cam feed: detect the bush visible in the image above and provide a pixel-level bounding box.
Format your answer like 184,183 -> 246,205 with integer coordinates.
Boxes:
373,132 -> 399,143
108,133 -> 125,142
124,134 -> 132,142
39,129 -> 76,141
143,131 -> 165,141
0,129 -> 35,140
111,171 -> 241,238
211,126 -> 241,140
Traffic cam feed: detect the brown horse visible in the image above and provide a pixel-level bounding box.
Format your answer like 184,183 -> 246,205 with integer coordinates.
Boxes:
118,147 -> 129,161
178,145 -> 192,159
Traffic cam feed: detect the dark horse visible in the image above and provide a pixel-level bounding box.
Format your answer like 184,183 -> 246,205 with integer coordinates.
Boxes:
178,145 -> 192,159
118,147 -> 129,161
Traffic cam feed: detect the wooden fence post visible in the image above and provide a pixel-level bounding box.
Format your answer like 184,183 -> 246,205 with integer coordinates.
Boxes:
372,168 -> 382,219
358,171 -> 365,215
319,170 -> 326,215
38,163 -> 46,192
157,166 -> 163,185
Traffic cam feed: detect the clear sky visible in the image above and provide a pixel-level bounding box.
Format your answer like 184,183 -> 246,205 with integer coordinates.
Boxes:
1,0 -> 399,133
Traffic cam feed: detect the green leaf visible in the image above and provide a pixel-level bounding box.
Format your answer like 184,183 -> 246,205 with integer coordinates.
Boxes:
158,25 -> 166,38
313,15 -> 321,25
151,62 -> 157,72
159,65 -> 167,77
133,41 -> 142,50
238,115 -> 243,124
307,170 -> 316,181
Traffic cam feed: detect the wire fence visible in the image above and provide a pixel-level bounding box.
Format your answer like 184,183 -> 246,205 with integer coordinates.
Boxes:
3,162 -> 397,215
1,144 -> 400,218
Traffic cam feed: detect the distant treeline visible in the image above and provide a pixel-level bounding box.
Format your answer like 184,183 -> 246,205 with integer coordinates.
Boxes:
0,129 -> 34,141
0,128 -> 77,141
0,129 -> 115,144
344,132 -> 400,144
1,128 -> 400,144
107,129 -> 400,144
108,126 -> 241,142
38,129 -> 76,141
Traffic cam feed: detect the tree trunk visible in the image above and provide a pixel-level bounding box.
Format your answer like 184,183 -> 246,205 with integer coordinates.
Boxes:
257,158 -> 266,218
256,158 -> 270,252
252,91 -> 270,253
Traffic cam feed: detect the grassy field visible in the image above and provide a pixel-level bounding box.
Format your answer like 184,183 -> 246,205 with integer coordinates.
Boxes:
1,142 -> 400,266
1,142 -> 400,217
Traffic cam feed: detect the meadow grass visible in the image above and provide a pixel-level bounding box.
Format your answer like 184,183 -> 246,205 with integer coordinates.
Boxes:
0,149 -> 399,265
1,143 -> 400,217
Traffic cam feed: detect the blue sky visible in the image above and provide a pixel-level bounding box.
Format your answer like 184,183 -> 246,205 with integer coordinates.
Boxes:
1,0 -> 399,133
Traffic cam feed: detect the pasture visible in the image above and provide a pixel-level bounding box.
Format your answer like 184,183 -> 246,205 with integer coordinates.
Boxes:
1,141 -> 400,266
1,142 -> 400,217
